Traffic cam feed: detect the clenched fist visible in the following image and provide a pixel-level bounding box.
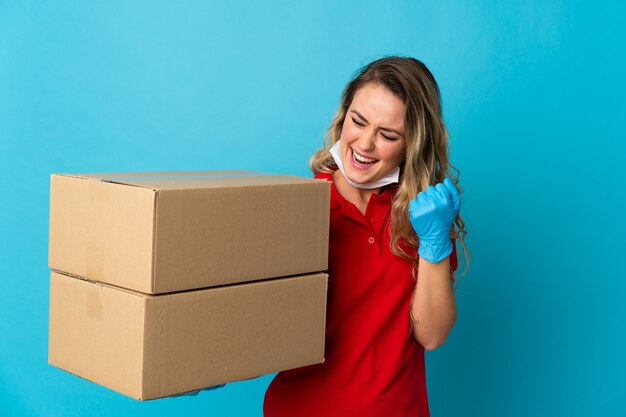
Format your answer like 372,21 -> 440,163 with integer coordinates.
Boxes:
408,177 -> 461,263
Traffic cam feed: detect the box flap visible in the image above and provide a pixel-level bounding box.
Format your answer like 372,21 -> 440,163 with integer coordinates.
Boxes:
54,171 -> 320,191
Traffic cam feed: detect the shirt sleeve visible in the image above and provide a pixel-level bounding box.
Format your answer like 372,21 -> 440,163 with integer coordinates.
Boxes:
450,239 -> 458,273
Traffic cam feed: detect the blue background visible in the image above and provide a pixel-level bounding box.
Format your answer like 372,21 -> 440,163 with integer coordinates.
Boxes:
1,1 -> 624,416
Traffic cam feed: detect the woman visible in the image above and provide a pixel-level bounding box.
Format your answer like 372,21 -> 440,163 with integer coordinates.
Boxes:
263,56 -> 469,417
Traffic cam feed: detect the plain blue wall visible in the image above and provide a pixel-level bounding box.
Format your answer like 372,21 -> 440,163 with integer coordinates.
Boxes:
1,1 -> 624,416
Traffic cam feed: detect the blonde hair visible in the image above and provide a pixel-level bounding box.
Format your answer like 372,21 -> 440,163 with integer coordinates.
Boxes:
309,56 -> 471,290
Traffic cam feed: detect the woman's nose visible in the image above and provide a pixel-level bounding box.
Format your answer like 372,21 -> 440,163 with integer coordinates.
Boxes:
357,128 -> 376,150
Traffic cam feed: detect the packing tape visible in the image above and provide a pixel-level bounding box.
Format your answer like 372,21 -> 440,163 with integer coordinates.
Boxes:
86,241 -> 104,280
86,284 -> 104,320
85,180 -> 107,279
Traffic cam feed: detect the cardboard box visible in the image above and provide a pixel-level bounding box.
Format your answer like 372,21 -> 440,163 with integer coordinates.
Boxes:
48,171 -> 330,294
48,270 -> 328,400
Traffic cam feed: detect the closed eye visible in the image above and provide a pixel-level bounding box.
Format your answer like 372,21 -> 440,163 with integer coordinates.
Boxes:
352,117 -> 399,141
381,133 -> 398,141
352,117 -> 365,127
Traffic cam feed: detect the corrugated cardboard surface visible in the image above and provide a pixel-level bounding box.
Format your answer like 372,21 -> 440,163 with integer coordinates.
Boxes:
49,174 -> 156,293
49,271 -> 328,400
48,272 -> 147,399
48,171 -> 330,294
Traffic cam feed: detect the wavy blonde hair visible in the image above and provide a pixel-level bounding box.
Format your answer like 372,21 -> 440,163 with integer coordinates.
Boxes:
309,56 -> 471,289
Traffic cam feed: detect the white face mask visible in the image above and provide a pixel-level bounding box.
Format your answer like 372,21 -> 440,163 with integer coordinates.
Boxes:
329,140 -> 401,190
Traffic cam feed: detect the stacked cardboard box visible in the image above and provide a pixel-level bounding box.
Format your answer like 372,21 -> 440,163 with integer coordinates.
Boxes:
48,171 -> 330,400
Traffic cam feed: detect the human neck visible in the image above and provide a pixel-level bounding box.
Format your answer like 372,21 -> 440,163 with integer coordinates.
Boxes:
332,169 -> 381,207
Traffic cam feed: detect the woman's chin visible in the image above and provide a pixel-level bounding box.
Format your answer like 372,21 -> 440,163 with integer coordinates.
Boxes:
345,171 -> 374,186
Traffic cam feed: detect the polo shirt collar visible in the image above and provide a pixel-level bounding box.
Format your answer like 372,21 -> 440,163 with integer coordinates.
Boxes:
315,165 -> 397,210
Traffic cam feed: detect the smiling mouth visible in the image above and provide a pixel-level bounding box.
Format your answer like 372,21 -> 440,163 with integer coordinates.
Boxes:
351,148 -> 379,165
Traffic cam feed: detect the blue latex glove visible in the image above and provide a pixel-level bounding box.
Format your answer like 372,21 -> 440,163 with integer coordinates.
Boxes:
408,177 -> 461,263
172,384 -> 226,398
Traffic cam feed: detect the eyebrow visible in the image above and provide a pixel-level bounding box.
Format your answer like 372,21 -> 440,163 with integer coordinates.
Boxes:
351,110 -> 404,137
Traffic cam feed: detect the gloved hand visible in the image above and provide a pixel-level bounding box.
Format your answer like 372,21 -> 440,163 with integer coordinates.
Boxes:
172,384 -> 226,398
408,177 -> 461,263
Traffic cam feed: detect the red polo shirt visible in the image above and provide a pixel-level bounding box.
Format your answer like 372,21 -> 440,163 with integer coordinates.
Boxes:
263,168 -> 457,417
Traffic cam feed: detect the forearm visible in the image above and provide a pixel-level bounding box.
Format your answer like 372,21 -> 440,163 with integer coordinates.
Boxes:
410,255 -> 457,351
